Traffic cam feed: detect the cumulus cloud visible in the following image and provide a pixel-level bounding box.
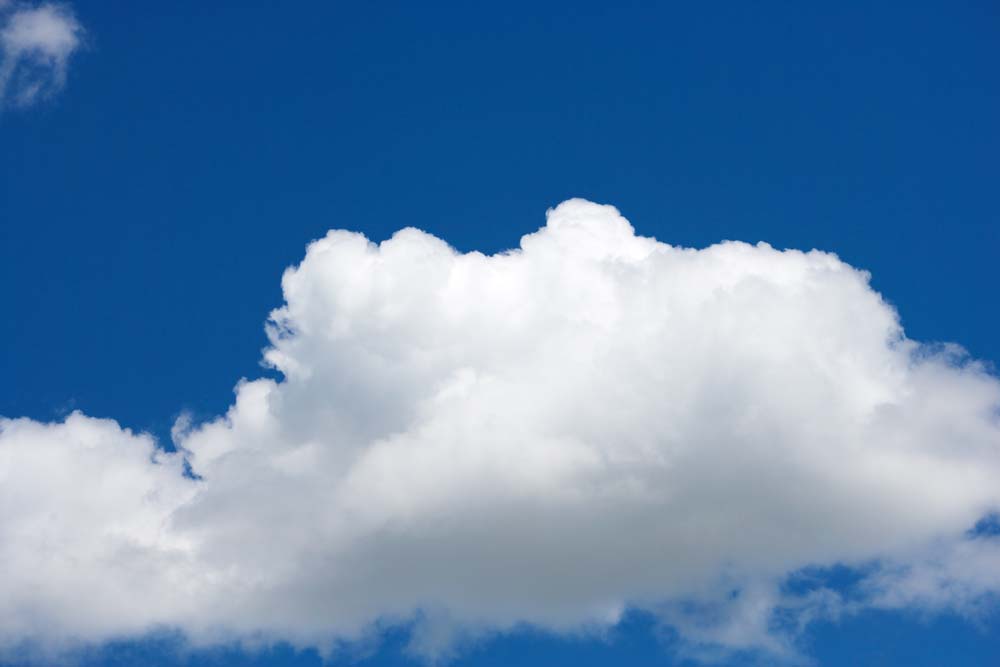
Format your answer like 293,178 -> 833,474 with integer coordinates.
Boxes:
0,2 -> 83,108
2,199 -> 1000,662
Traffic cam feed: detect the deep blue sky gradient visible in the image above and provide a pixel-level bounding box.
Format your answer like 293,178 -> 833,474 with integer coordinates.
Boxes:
2,1 -> 999,664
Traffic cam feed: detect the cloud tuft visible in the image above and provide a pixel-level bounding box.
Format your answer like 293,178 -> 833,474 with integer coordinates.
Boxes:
0,2 -> 83,108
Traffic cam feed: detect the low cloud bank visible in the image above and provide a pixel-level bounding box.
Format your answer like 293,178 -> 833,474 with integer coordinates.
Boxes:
3,199 -> 999,661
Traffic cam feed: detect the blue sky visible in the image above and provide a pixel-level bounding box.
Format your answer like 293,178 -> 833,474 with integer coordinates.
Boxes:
1,1 -> 999,666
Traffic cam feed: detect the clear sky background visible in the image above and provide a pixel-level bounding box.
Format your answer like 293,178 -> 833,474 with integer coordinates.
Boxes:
1,1 -> 999,665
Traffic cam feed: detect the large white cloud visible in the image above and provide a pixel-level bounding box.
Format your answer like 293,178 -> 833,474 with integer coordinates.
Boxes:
0,2 -> 83,108
2,199 -> 1000,662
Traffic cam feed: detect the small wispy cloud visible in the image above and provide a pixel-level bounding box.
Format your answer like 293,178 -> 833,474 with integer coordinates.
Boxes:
0,2 -> 83,109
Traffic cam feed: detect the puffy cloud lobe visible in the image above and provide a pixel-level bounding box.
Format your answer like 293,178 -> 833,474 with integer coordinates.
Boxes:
0,414 -> 197,648
2,199 -> 1000,661
0,2 -> 83,108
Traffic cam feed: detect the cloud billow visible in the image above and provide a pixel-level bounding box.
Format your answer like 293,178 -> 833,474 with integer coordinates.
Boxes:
2,199 -> 999,661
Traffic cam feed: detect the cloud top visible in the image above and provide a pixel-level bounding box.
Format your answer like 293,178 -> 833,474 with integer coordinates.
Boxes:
0,2 -> 83,108
2,199 -> 1000,662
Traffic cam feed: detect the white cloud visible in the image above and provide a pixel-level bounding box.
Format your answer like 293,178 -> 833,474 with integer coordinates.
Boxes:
0,2 -> 83,108
2,199 -> 1000,662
